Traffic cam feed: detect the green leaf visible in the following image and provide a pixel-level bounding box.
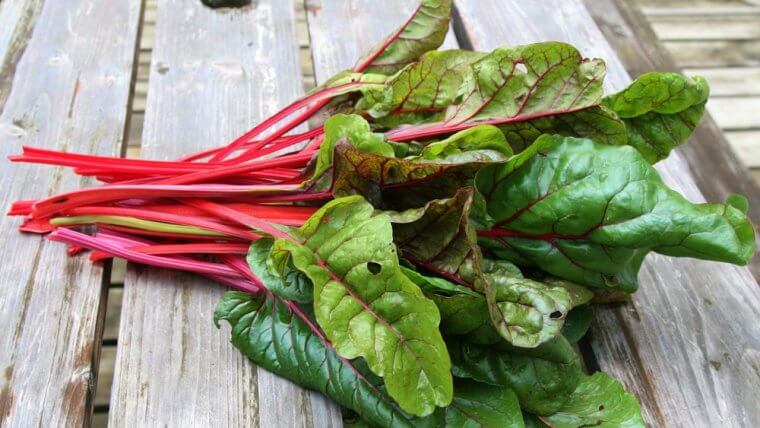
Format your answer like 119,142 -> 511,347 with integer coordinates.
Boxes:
448,336 -> 583,415
313,114 -> 395,181
477,135 -> 755,291
246,238 -> 312,303
359,50 -> 485,127
445,42 -> 605,125
355,0 -> 453,75
214,291 -> 417,427
561,305 -> 593,343
483,273 -> 573,348
498,105 -> 627,154
215,291 -> 526,428
541,372 -> 645,427
603,72 -> 709,163
444,380 -> 524,428
268,196 -> 452,416
419,125 -> 513,160
390,188 -> 484,285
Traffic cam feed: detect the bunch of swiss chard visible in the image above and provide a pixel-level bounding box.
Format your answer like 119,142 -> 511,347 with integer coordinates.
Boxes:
8,0 -> 754,426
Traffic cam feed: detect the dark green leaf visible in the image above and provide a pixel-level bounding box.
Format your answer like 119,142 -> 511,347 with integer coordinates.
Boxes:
561,305 -> 593,343
269,196 -> 452,416
477,135 -> 755,291
448,336 -> 583,415
541,372 -> 645,427
216,291 -> 526,428
214,291 -> 417,427
603,72 -> 709,163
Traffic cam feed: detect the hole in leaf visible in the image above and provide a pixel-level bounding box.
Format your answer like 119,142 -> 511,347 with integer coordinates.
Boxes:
367,262 -> 382,275
549,311 -> 563,319
515,62 -> 527,74
598,404 -> 605,411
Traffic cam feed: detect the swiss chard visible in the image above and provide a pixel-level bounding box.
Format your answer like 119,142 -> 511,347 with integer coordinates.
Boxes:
477,135 -> 753,291
267,196 -> 453,416
7,1 -> 754,426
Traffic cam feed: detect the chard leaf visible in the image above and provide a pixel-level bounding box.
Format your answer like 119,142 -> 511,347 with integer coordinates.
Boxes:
418,125 -> 513,160
355,0 -> 453,75
603,72 -> 709,163
306,116 -> 508,208
214,291 -> 417,427
483,273 -> 573,348
246,238 -> 312,303
389,188 -> 484,286
313,114 -> 395,180
268,196 -> 452,416
216,291 -> 525,427
448,336 -> 583,415
541,372 -> 645,428
477,135 -> 755,291
391,189 -> 585,347
444,380 -> 524,428
444,42 -> 605,125
498,105 -> 626,153
561,305 -> 593,343
359,50 -> 485,127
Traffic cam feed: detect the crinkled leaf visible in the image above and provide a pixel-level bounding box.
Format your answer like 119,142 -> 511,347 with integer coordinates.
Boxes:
355,0 -> 453,75
498,105 -> 626,153
483,273 -> 573,348
561,305 -> 593,343
268,196 -> 452,416
477,135 -> 755,291
359,50 -> 485,127
246,238 -> 312,303
313,114 -> 395,180
305,116 -> 508,208
216,291 -> 526,428
444,42 -> 605,125
603,72 -> 709,163
541,372 -> 645,428
448,336 -> 583,415
391,189 -> 580,347
390,188 -> 484,286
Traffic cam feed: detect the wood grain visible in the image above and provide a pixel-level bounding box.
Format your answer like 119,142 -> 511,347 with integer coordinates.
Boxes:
455,0 -> 760,426
665,39 -> 760,67
649,15 -> 760,40
108,1 -> 341,426
0,0 -> 141,426
707,97 -> 760,130
684,67 -> 760,96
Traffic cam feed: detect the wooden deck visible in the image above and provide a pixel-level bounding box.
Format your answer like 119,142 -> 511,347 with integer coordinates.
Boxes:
1,0 -> 758,426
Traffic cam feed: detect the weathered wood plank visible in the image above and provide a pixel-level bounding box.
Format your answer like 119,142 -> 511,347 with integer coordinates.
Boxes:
707,97 -> 760,130
641,5 -> 760,16
586,0 -> 760,279
650,15 -> 760,40
665,40 -> 760,67
0,0 -> 142,426
109,1 -> 341,426
455,1 -> 760,426
305,0 -> 457,82
726,130 -> 760,167
684,67 -> 760,96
